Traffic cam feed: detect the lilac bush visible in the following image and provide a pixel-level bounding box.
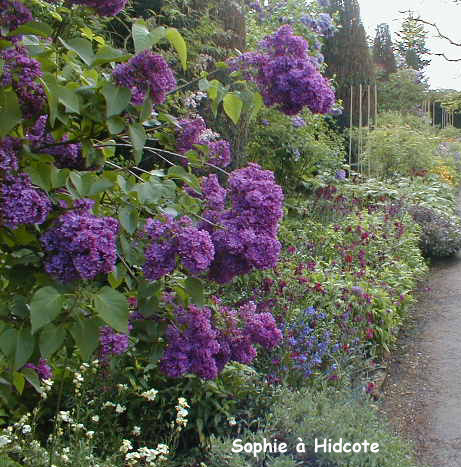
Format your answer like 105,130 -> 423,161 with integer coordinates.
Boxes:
160,302 -> 282,380
1,47 -> 46,119
230,25 -> 335,115
41,200 -> 119,283
143,216 -> 214,280
176,118 -> 232,167
27,115 -> 85,169
200,163 -> 284,283
0,0 -> 33,41
0,172 -> 51,229
113,50 -> 177,106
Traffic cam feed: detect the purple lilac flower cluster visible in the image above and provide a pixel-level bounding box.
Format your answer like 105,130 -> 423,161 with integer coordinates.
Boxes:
24,358 -> 53,380
41,200 -> 119,283
66,0 -> 127,16
199,163 -> 284,283
1,47 -> 46,120
300,12 -> 336,37
27,116 -> 85,170
176,118 -> 232,167
113,50 -> 176,106
0,0 -> 33,42
160,302 -> 282,380
0,137 -> 20,172
99,326 -> 130,363
143,215 -> 214,280
0,172 -> 51,229
230,25 -> 335,115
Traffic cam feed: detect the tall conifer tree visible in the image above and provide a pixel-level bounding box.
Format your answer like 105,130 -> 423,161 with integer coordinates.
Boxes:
323,0 -> 375,126
373,23 -> 397,78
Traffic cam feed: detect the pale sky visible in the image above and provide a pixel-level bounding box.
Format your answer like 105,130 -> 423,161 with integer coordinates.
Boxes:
358,0 -> 461,90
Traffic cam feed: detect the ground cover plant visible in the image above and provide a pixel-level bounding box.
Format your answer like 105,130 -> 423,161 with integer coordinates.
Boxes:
0,0 -> 459,465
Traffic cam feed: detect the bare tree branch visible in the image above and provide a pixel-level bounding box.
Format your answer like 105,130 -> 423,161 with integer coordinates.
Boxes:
411,17 -> 461,47
432,52 -> 461,62
397,13 -> 461,62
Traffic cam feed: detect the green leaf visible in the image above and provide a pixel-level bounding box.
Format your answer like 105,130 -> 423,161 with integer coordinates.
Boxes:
132,21 -> 154,54
198,78 -> 210,92
14,328 -> 35,371
119,206 -> 138,234
0,89 -> 21,137
132,180 -> 162,204
93,46 -> 130,66
94,287 -> 129,333
128,123 -> 146,164
21,367 -> 43,393
39,324 -> 66,359
57,85 -> 80,114
108,263 -> 125,289
9,21 -> 53,37
25,162 -> 53,191
30,286 -> 64,334
184,277 -> 204,306
41,73 -> 59,127
68,172 -> 91,197
107,116 -> 125,134
51,167 -> 69,188
250,91 -> 264,120
150,26 -> 166,45
223,92 -> 243,125
87,176 -> 113,196
0,328 -> 17,358
101,83 -> 131,119
59,37 -> 95,66
139,96 -> 153,123
69,318 -> 101,361
13,372 -> 25,394
166,28 -> 187,71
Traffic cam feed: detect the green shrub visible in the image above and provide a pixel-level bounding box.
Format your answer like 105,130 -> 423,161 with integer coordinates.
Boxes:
207,386 -> 417,467
409,205 -> 461,257
246,108 -> 345,193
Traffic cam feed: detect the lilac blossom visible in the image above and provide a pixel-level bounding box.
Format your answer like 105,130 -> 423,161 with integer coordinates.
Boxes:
41,200 -> 119,283
99,326 -> 130,363
113,50 -> 176,106
143,215 -> 214,280
0,137 -> 20,172
0,172 -> 51,229
0,0 -> 33,42
27,115 -> 85,170
229,25 -> 335,115
24,358 -> 52,381
1,47 -> 46,119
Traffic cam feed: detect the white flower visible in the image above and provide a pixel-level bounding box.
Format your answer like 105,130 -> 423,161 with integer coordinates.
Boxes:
57,411 -> 72,423
103,402 -> 115,408
131,426 -> 141,437
22,424 -> 31,434
140,389 -> 158,401
120,439 -> 133,453
156,443 -> 169,455
227,417 -> 237,426
115,404 -> 126,414
86,431 -> 95,439
117,384 -> 128,392
0,435 -> 11,448
177,397 -> 189,408
91,415 -> 100,423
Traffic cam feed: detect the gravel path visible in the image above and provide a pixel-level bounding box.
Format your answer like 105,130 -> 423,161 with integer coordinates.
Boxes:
382,191 -> 461,467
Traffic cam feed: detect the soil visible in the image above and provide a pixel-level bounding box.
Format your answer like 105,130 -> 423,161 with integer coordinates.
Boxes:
381,191 -> 461,467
